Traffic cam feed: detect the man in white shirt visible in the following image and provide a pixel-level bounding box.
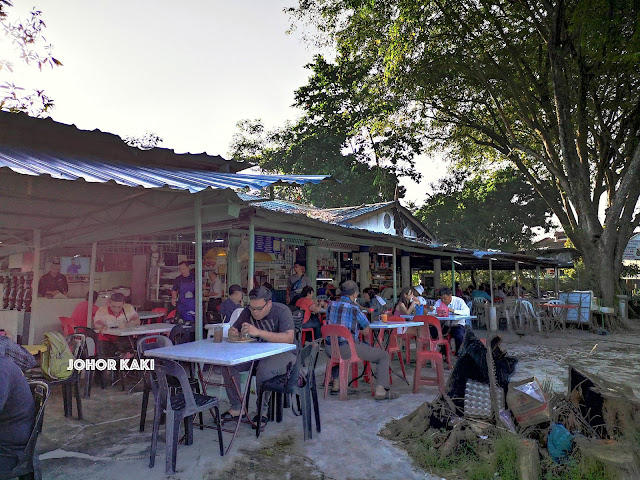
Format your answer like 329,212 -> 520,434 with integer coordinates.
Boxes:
430,287 -> 470,352
94,292 -> 140,356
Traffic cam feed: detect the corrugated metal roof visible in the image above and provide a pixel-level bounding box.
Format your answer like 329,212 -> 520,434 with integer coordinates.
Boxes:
0,146 -> 331,193
321,202 -> 394,223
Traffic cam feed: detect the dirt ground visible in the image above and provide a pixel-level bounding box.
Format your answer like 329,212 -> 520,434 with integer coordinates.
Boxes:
34,324 -> 640,480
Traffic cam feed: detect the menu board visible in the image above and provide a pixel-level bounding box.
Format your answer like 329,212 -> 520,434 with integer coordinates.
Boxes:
623,234 -> 640,261
254,235 -> 282,254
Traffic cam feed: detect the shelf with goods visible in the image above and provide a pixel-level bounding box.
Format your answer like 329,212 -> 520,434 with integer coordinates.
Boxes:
316,255 -> 338,287
254,262 -> 291,291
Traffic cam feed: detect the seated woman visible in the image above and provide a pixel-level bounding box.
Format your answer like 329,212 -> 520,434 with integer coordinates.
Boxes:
393,287 -> 419,316
295,286 -> 326,340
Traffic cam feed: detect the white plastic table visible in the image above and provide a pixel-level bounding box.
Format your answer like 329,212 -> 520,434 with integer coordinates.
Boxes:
400,314 -> 477,325
369,321 -> 424,333
101,324 -> 175,336
144,338 -> 296,453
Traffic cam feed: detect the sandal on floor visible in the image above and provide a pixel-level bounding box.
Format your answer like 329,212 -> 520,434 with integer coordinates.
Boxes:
251,415 -> 269,430
374,390 -> 399,401
330,384 -> 340,395
220,411 -> 240,423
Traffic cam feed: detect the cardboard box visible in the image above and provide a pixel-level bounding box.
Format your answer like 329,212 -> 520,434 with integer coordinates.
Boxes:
507,377 -> 550,427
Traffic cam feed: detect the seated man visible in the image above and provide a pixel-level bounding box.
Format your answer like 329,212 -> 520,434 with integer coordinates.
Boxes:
325,280 -> 395,400
222,286 -> 296,427
430,287 -> 470,352
69,291 -> 100,328
0,355 -> 36,473
219,284 -> 244,323
93,292 -> 140,356
471,286 -> 492,301
295,286 -> 326,340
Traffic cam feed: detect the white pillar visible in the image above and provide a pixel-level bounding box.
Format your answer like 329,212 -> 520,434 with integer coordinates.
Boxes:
359,246 -> 370,289
87,242 -> 97,327
433,258 -> 441,290
31,229 -> 41,301
401,251 -> 411,288
489,259 -> 494,307
536,266 -> 541,298
227,234 -> 242,287
515,262 -> 520,297
306,244 -> 318,292
554,268 -> 560,298
194,195 -> 203,340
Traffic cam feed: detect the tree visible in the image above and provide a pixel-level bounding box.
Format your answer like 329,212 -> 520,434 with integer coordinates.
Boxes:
290,0 -> 640,307
122,131 -> 163,150
229,56 -> 423,207
0,1 -> 61,115
417,168 -> 554,251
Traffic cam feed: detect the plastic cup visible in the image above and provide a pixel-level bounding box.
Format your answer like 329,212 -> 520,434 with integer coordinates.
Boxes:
380,314 -> 388,323
213,324 -> 224,343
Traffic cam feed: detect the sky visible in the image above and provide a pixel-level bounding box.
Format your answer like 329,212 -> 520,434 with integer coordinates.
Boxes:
3,0 -> 447,205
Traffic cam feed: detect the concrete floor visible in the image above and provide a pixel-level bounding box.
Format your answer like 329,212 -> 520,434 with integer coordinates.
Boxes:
36,326 -> 640,480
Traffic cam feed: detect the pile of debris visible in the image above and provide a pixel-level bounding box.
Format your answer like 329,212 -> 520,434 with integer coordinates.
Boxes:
381,331 -> 640,479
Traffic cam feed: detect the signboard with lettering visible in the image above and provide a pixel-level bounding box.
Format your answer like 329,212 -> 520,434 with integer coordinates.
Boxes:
254,235 -> 283,254
623,234 -> 640,261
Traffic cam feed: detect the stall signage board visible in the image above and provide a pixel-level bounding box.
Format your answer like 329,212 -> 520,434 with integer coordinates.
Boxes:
254,235 -> 285,253
623,234 -> 640,261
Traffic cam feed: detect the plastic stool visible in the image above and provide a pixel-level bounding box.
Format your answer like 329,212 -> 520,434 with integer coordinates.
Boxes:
413,350 -> 445,394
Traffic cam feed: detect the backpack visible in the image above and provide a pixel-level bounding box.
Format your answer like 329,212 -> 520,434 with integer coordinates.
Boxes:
41,332 -> 74,380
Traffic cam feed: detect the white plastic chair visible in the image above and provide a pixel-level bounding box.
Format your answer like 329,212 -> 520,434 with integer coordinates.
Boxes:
518,300 -> 542,332
471,297 -> 489,328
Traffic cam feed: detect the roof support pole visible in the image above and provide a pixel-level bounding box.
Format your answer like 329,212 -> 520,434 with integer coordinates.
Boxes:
87,242 -> 97,328
515,261 -> 520,298
248,218 -> 255,292
392,246 -> 397,306
488,258 -> 498,331
489,259 -> 494,308
359,246 -> 370,290
555,268 -> 560,298
433,258 -> 441,291
29,229 -> 41,344
194,194 -> 203,341
451,256 -> 455,293
536,266 -> 541,298
400,251 -> 411,289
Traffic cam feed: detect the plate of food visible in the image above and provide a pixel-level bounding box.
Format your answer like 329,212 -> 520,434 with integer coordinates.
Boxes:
228,336 -> 257,343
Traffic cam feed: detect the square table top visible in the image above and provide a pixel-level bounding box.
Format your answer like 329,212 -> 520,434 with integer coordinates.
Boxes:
143,338 -> 296,366
400,314 -> 477,322
100,324 -> 175,337
136,311 -> 166,320
369,321 -> 424,329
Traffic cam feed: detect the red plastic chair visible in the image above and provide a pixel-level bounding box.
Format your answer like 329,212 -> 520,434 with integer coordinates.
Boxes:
385,317 -> 407,384
166,309 -> 177,321
301,327 -> 315,346
151,307 -> 168,323
413,350 -> 445,394
322,324 -> 374,401
59,316 -> 75,336
415,315 -> 452,369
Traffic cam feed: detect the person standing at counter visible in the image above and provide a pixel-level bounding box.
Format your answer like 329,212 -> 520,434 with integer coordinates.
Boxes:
286,261 -> 312,305
207,270 -> 223,312
37,260 -> 68,298
171,261 -> 196,322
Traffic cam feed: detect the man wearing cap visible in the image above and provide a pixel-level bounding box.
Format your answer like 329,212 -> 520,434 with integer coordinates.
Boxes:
219,284 -> 243,322
325,280 -> 396,400
37,259 -> 68,297
286,261 -> 312,305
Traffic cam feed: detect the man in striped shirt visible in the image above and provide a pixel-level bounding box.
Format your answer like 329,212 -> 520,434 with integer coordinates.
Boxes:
325,281 -> 395,400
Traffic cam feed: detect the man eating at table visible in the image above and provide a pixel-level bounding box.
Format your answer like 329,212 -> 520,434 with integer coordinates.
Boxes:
325,280 -> 396,400
430,287 -> 470,352
93,292 -> 140,356
222,286 -> 296,428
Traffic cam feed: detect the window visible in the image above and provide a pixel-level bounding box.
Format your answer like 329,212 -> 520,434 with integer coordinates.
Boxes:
383,213 -> 392,229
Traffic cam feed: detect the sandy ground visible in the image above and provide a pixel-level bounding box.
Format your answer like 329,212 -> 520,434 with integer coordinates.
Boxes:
34,324 -> 640,480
